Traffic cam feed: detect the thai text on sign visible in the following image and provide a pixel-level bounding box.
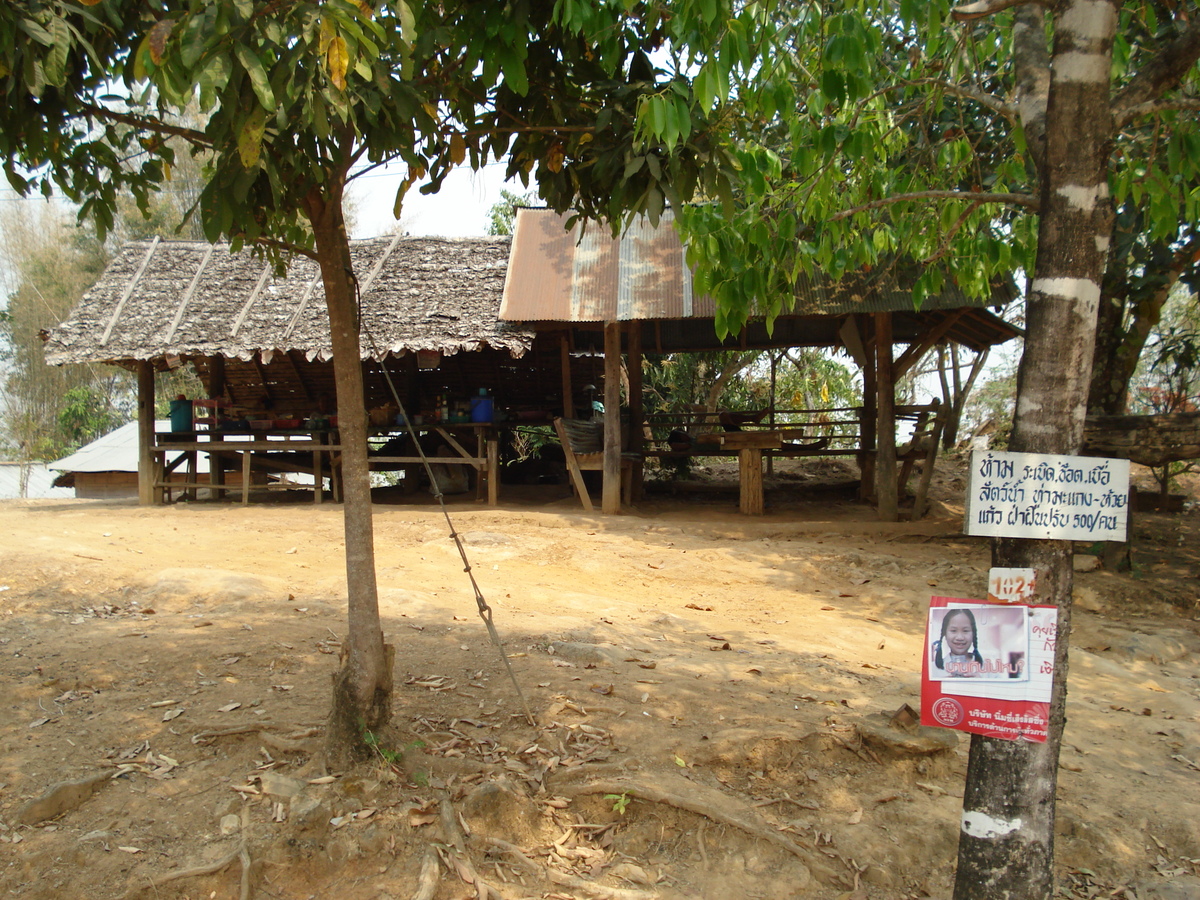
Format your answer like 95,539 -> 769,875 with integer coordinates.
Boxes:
964,451 -> 1130,541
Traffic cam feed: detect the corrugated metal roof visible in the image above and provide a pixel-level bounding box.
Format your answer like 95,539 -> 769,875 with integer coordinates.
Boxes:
51,421 -> 167,473
501,207 -> 715,322
501,207 -> 1014,323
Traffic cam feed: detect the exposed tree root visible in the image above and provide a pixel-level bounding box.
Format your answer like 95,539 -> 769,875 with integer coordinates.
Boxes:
190,724 -> 320,754
483,837 -> 662,900
121,806 -> 255,900
552,773 -> 840,884
439,795 -> 504,900
410,847 -> 440,900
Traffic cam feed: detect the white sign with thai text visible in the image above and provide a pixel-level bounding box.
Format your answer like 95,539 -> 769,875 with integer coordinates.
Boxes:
965,451 -> 1130,541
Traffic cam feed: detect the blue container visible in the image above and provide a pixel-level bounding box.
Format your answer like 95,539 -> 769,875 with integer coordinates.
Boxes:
168,398 -> 192,433
470,394 -> 494,423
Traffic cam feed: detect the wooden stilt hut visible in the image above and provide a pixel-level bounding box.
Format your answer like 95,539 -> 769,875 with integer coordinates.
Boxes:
500,208 -> 1022,518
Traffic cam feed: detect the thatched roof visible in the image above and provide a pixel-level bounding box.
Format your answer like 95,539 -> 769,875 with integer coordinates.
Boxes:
44,234 -> 533,367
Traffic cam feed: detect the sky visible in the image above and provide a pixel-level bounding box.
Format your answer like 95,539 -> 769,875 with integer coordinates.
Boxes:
345,160 -> 524,239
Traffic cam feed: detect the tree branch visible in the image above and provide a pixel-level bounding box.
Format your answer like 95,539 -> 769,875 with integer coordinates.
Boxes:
923,200 -> 985,264
828,190 -> 1038,221
246,235 -> 320,262
77,101 -> 212,149
950,0 -> 1049,22
1112,16 -> 1200,118
914,79 -> 1019,120
1114,97 -> 1200,129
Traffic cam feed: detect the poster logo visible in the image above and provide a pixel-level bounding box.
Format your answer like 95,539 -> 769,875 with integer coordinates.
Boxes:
930,697 -> 965,727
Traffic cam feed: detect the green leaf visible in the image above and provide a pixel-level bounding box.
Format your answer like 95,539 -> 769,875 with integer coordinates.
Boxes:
180,13 -> 212,69
237,106 -> 268,169
198,52 -> 231,106
397,0 -> 416,44
17,17 -> 54,46
235,44 -> 276,109
43,15 -> 70,87
23,50 -> 46,97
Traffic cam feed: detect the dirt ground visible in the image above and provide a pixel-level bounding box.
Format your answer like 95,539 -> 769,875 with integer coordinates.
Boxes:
0,455 -> 1197,900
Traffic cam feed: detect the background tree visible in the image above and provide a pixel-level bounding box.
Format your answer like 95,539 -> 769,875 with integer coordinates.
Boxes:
0,202 -> 127,460
485,188 -> 540,237
1127,287 -> 1200,493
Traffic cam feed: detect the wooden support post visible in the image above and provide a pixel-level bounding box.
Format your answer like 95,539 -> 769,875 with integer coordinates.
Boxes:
875,312 -> 898,522
858,315 -> 877,502
137,360 -> 156,505
627,322 -> 644,503
242,450 -> 252,506
739,448 -> 765,515
560,333 -> 575,420
209,355 -> 227,497
767,352 -> 778,477
487,437 -> 499,507
602,322 -> 622,514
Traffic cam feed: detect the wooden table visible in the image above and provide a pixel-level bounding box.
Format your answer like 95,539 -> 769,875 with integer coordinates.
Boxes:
695,431 -> 783,515
153,431 -> 341,505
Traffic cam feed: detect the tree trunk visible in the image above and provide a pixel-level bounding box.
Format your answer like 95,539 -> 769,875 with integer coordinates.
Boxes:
1088,225 -> 1200,415
953,2 -> 1117,897
305,184 -> 393,767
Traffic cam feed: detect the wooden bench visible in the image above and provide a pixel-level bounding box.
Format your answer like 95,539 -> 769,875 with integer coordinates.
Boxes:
553,417 -> 639,511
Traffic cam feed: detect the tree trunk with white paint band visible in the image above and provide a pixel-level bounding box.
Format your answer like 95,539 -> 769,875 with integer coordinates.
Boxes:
953,1 -> 1118,897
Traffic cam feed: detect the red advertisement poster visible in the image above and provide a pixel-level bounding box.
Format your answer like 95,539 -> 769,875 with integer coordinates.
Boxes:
921,596 -> 1056,743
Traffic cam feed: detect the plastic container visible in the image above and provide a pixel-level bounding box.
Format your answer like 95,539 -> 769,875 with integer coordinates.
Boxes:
470,390 -> 494,423
168,397 -> 193,433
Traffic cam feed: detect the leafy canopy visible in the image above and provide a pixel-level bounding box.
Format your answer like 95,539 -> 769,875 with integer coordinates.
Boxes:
667,0 -> 1200,337
1,0 -> 782,254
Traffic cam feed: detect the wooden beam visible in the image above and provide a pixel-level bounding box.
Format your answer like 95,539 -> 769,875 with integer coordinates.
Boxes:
164,244 -> 215,344
137,360 -> 156,505
875,312 -> 898,522
560,333 -> 574,419
230,264 -> 272,338
602,322 -> 622,514
284,351 -> 315,405
858,317 -> 877,503
208,356 -> 227,494
101,237 -> 160,347
892,310 -> 967,379
627,321 -> 644,503
252,356 -> 275,406
839,316 -> 868,368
